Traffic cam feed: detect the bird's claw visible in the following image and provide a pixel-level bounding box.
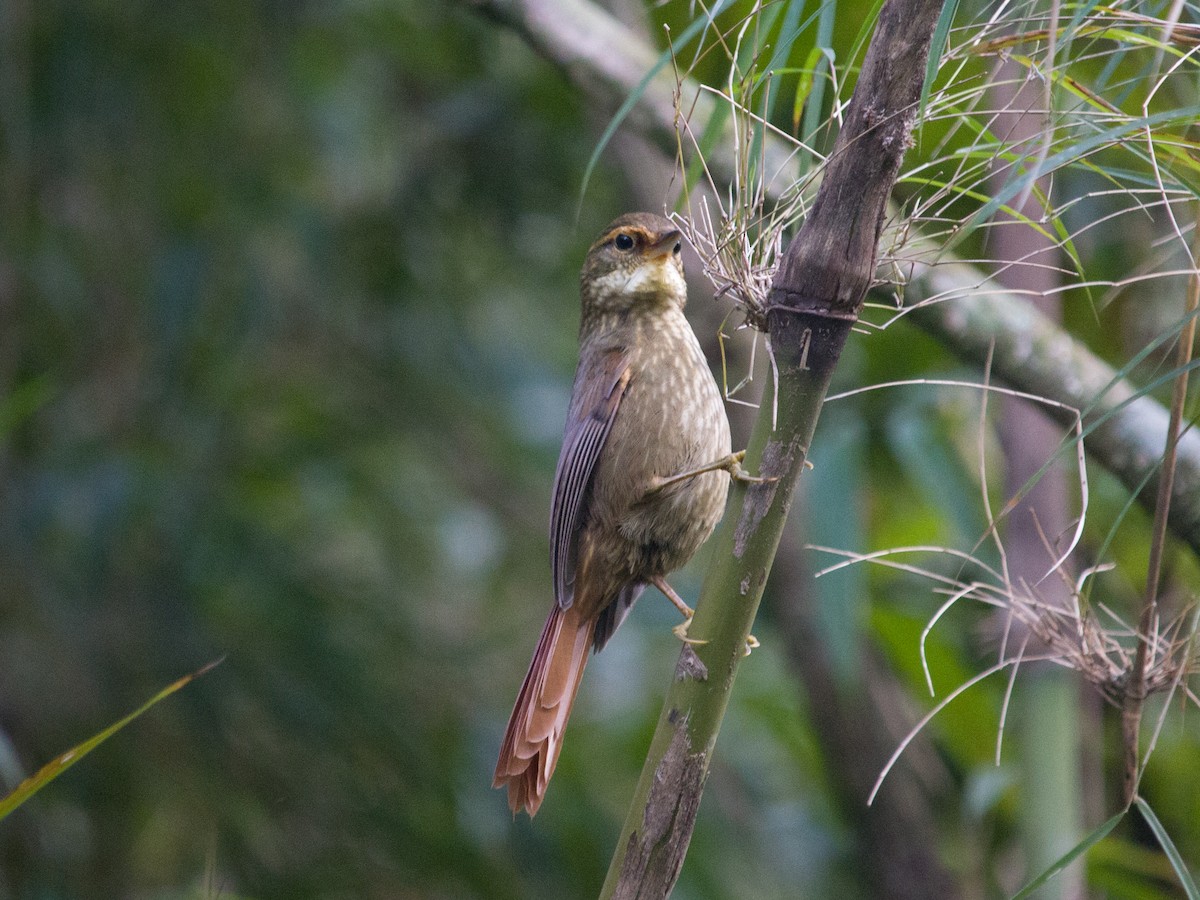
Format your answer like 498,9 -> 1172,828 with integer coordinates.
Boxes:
672,613 -> 708,645
727,450 -> 779,485
670,615 -> 755,654
731,464 -> 778,485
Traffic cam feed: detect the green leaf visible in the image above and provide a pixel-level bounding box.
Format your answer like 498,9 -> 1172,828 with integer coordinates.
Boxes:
0,659 -> 223,821
1136,796 -> 1200,899
578,0 -> 736,214
918,0 -> 959,125
959,103 -> 1200,242
792,46 -> 825,135
801,0 -> 837,143
765,0 -> 809,124
1012,809 -> 1126,899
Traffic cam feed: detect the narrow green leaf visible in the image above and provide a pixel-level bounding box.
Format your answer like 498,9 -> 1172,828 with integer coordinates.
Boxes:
766,0 -> 808,123
1002,52 -> 1122,114
738,2 -> 779,190
1063,0 -> 1109,50
918,0 -> 959,124
748,0 -> 785,78
0,658 -> 223,821
959,103 -> 1200,242
1135,797 -> 1200,899
1011,809 -> 1126,899
578,0 -> 735,215
801,0 -> 837,143
792,46 -> 825,135
767,0 -> 808,69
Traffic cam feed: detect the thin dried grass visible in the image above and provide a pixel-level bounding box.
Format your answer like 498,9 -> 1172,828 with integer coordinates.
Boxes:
663,0 -> 1200,801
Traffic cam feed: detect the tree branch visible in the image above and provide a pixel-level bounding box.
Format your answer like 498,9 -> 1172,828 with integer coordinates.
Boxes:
902,264 -> 1200,553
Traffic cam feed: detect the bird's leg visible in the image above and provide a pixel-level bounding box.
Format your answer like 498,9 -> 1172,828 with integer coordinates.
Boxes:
645,450 -> 777,496
650,575 -> 758,654
650,575 -> 706,645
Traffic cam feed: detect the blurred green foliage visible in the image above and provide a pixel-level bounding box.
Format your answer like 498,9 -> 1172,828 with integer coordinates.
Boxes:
2,0 -> 1199,898
0,1 -> 624,895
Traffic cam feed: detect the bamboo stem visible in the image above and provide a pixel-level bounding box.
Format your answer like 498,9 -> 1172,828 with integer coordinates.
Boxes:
599,0 -> 943,891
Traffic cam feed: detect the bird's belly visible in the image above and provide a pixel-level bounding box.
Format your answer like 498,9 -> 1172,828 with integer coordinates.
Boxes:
618,468 -> 728,574
591,360 -> 732,580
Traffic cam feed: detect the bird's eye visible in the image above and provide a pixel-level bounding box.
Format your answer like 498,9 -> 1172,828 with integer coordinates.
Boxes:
614,233 -> 635,251
672,241 -> 682,255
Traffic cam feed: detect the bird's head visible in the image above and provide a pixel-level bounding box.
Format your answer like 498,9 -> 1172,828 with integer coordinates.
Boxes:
580,213 -> 687,326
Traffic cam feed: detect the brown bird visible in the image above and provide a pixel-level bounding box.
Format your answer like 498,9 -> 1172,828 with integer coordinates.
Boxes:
493,212 -> 741,816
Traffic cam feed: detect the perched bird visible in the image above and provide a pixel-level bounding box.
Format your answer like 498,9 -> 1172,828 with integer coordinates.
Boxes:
493,212 -> 739,816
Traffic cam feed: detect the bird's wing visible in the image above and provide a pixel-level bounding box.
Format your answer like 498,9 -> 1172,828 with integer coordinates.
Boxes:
550,347 -> 632,610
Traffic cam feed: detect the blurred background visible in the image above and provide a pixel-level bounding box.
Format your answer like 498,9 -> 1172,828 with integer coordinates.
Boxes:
2,0 -> 1199,897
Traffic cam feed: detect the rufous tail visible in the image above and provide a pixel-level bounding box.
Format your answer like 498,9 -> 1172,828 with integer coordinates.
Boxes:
493,602 -> 594,815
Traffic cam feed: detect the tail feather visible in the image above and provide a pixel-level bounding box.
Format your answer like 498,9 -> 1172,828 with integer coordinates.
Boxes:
494,603 -> 594,815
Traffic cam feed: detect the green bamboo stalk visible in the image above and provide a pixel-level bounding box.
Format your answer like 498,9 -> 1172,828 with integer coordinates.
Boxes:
599,313 -> 852,899
1016,673 -> 1084,898
599,0 -> 944,891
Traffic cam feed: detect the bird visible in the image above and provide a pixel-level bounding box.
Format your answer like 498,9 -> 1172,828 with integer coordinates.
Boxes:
493,211 -> 742,816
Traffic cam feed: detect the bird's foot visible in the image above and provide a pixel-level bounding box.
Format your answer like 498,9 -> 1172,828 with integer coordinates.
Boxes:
652,575 -> 708,645
672,612 -> 708,645
726,450 -> 778,485
646,450 -> 777,496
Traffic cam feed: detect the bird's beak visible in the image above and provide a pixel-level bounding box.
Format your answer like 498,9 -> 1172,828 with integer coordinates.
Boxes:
646,229 -> 683,261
